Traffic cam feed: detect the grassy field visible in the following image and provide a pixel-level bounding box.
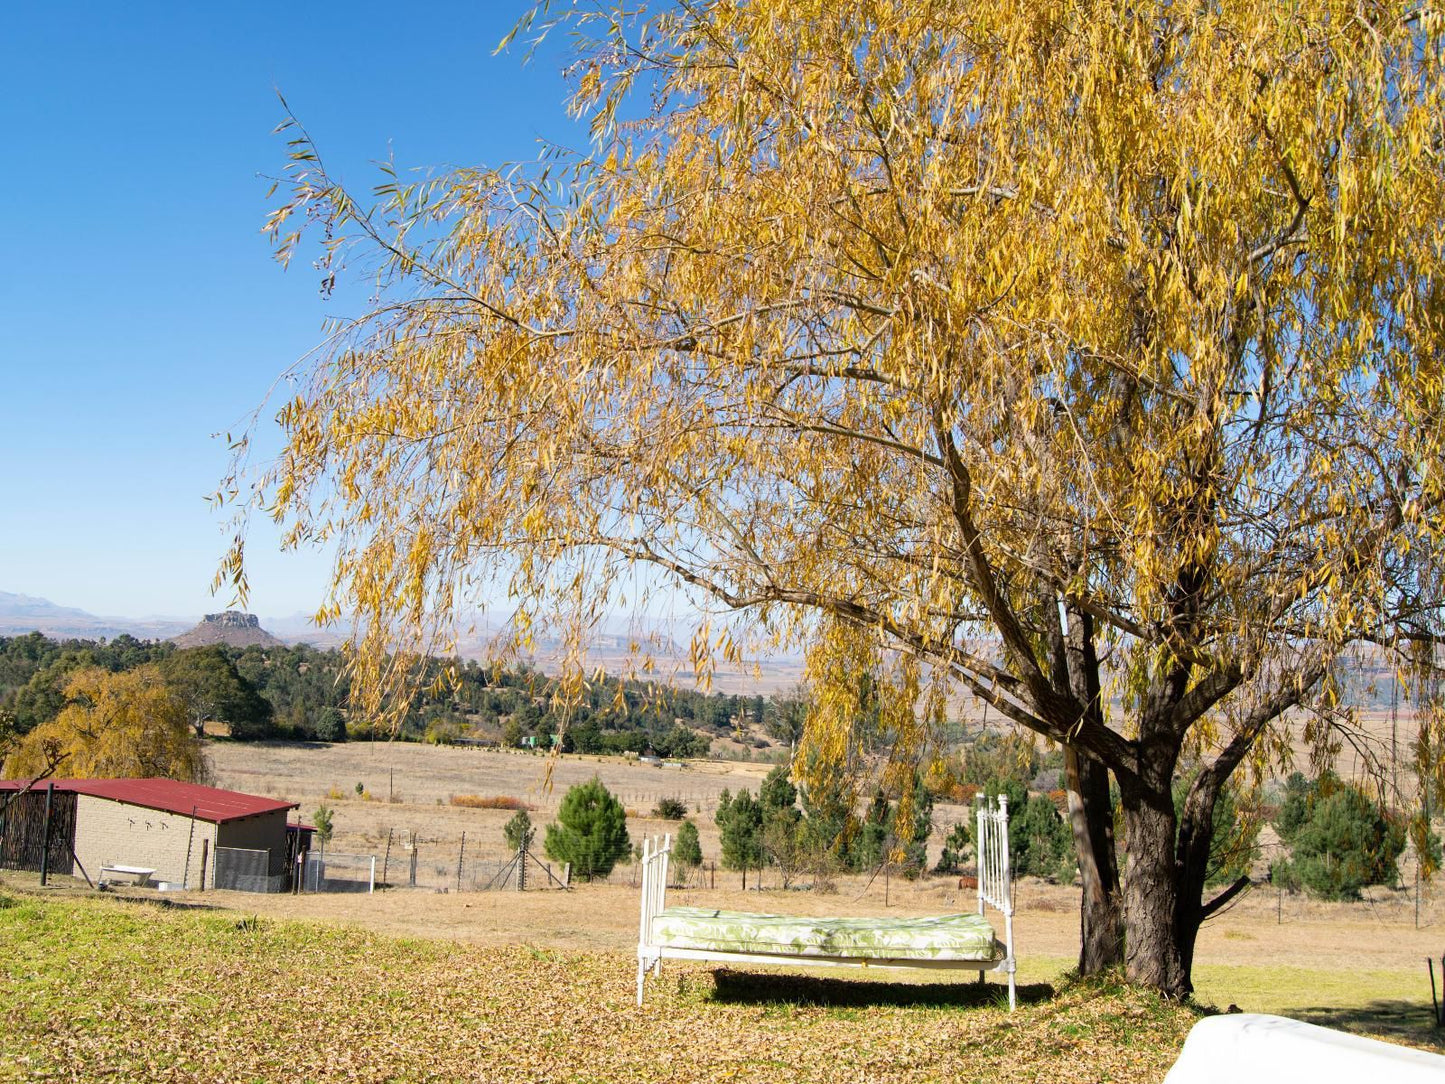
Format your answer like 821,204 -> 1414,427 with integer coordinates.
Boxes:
3,879 -> 1441,1084
200,740 -> 1445,1031
208,740 -> 791,869
0,885 -> 1197,1084
2,862 -> 1443,1083
6,739 -> 1438,1081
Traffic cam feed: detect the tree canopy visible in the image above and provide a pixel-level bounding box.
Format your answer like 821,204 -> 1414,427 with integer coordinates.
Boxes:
2,665 -> 208,782
239,1 -> 1445,996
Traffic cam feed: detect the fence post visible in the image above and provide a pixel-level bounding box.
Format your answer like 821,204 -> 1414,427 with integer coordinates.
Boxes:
369,856 -> 376,894
517,842 -> 527,892
199,839 -> 209,893
382,828 -> 393,887
409,832 -> 418,887
457,832 -> 466,893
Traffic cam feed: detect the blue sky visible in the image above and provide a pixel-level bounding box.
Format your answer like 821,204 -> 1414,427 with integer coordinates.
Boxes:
0,4 -> 579,619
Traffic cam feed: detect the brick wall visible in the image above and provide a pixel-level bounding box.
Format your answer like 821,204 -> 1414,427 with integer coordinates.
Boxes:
73,795 -> 218,887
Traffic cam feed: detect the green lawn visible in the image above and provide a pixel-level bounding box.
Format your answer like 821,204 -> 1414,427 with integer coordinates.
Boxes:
1190,964 -> 1443,1048
1,890 -> 1196,1084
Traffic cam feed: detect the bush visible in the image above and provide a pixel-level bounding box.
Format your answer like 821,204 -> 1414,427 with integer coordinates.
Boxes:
544,777 -> 631,881
314,707 -> 347,743
715,787 -> 764,870
424,716 -> 462,745
313,804 -> 334,848
449,794 -> 535,810
934,821 -> 971,874
503,809 -> 535,852
1273,772 -> 1406,900
651,796 -> 689,820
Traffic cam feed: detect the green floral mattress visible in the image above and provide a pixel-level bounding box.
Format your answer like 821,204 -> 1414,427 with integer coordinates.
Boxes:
650,907 -> 1003,961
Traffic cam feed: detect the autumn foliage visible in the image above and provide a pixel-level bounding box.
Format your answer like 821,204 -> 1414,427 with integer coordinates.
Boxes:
237,1 -> 1445,996
3,665 -> 207,782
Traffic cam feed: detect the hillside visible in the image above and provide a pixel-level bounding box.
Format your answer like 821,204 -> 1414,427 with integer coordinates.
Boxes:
170,611 -> 284,649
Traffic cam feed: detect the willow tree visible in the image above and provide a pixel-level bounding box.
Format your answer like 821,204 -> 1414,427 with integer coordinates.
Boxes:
3,666 -> 208,783
233,1 -> 1445,997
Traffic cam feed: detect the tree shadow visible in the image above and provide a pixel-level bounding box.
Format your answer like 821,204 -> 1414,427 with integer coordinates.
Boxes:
107,892 -> 226,914
705,968 -> 1051,1009
1287,1000 -> 1445,1052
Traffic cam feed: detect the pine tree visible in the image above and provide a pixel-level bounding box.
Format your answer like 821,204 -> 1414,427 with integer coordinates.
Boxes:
673,820 -> 703,868
543,777 -> 630,881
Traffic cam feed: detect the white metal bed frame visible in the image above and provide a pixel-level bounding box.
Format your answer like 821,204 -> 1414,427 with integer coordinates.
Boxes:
637,793 -> 1016,1009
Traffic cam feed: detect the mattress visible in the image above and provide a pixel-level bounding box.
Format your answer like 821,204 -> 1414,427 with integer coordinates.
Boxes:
650,907 -> 1003,961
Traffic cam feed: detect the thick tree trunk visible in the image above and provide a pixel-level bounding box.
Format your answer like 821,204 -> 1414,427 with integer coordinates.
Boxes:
1065,744 -> 1124,974
1120,777 -> 1192,998
1057,604 -> 1124,974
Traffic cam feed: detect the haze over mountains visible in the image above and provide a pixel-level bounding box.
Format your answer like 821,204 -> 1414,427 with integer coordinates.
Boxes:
0,590 -> 805,692
0,590 -> 342,647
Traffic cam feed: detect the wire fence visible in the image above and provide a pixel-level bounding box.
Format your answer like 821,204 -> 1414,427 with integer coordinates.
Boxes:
304,852 -> 377,893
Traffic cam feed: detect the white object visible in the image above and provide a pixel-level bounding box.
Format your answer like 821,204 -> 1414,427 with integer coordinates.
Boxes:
1164,1013 -> 1445,1084
636,794 -> 1016,1010
99,865 -> 156,887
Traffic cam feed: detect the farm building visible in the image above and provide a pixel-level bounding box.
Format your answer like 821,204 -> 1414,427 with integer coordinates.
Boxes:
0,778 -> 308,892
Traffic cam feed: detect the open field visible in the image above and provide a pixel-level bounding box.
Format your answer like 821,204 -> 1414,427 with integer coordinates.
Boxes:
0,884 -> 1196,1083
2,877 -> 1442,1084
210,740 -> 820,869
112,739 -> 1434,1060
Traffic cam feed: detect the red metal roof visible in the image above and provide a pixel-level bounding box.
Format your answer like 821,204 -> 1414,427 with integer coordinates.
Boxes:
0,778 -> 297,824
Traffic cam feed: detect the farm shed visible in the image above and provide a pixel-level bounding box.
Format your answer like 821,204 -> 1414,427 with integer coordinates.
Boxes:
0,778 -> 301,891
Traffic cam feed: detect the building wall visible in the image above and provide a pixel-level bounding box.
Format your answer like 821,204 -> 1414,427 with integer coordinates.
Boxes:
215,811 -> 289,874
72,795 -> 217,886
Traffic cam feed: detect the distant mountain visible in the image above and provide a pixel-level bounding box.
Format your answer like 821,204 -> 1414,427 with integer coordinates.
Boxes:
0,592 -> 338,647
0,591 -> 190,640
171,611 -> 285,649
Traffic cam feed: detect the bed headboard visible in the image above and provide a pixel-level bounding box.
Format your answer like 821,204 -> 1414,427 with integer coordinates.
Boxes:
975,794 -> 1013,918
639,833 -> 672,949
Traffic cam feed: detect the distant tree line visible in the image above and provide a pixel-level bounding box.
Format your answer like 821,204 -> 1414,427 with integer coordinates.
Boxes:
0,631 -> 782,753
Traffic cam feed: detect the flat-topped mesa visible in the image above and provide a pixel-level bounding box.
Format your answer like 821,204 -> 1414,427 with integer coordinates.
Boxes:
172,611 -> 282,649
203,611 -> 260,629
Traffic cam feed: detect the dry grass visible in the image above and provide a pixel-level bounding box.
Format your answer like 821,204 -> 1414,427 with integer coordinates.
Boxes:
195,739 -> 1445,1049
449,794 -> 536,810
4,875 -> 1443,1084
208,740 -> 778,864
0,885 -> 1198,1084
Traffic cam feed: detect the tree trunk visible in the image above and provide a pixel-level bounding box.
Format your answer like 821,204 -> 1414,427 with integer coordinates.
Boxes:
1065,744 -> 1124,974
1120,778 -> 1191,997
1173,770 -> 1231,980
1059,604 -> 1124,974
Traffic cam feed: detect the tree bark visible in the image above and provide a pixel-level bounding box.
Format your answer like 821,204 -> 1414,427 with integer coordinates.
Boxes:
1065,744 -> 1124,973
1057,603 -> 1124,974
1120,775 -> 1192,998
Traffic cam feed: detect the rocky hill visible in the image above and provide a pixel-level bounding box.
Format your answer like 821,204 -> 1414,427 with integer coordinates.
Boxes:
170,611 -> 284,649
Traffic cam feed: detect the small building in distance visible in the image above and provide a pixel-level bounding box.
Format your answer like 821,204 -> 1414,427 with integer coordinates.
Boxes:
0,778 -> 303,891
